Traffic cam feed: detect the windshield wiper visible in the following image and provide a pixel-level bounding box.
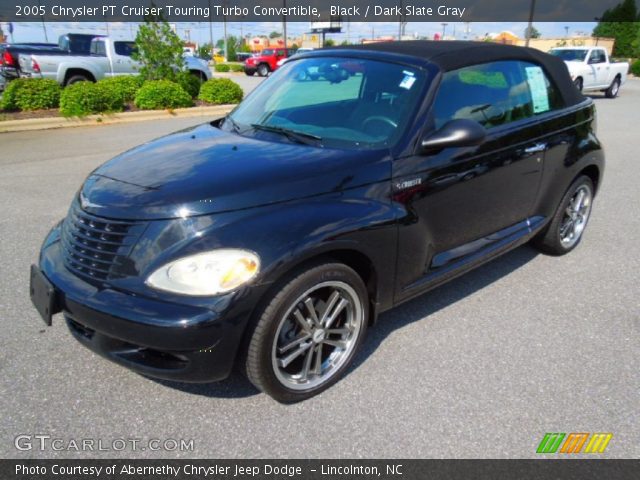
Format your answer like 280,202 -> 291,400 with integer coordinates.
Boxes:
250,123 -> 322,145
224,115 -> 243,134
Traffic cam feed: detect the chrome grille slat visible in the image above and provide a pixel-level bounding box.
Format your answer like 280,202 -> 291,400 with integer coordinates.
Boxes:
61,203 -> 141,282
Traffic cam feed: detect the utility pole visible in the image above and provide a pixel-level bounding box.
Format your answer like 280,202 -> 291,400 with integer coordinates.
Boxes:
223,19 -> 227,60
346,18 -> 350,44
208,0 -> 213,51
441,23 -> 448,39
37,0 -> 48,42
525,0 -> 536,47
282,0 -> 287,50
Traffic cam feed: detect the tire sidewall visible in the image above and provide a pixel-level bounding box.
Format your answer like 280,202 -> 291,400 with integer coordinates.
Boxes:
551,176 -> 594,253
248,263 -> 369,402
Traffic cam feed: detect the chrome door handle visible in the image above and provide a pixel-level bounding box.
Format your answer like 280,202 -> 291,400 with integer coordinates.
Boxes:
524,143 -> 547,154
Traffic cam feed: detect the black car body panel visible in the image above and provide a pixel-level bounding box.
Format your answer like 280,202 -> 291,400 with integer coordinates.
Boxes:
81,122 -> 392,220
32,41 -> 604,384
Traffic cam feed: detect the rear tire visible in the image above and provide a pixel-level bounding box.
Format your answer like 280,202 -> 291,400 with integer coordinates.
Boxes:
605,77 -> 620,98
65,74 -> 91,86
244,262 -> 368,403
532,175 -> 594,256
574,77 -> 583,92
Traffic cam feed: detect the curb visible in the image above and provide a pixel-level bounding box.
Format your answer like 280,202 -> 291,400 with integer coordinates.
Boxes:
0,105 -> 236,133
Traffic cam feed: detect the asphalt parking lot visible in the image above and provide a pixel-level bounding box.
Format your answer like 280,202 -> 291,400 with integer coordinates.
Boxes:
0,79 -> 638,459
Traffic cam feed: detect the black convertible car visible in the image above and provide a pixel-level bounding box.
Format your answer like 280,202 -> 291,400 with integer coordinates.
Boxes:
31,41 -> 604,402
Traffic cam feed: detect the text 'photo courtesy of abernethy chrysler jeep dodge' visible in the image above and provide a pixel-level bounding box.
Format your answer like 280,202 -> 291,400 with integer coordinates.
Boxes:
30,41 -> 604,402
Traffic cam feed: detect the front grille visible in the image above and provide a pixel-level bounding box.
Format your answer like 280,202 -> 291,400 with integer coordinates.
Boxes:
61,202 -> 144,282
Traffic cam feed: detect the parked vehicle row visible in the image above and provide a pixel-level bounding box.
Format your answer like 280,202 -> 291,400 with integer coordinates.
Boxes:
31,41 -> 604,402
549,46 -> 628,98
2,33 -> 212,90
17,35 -> 211,86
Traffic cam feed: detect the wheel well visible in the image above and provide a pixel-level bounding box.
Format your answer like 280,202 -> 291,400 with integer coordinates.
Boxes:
188,69 -> 206,82
579,165 -> 601,194
64,69 -> 95,84
267,250 -> 379,324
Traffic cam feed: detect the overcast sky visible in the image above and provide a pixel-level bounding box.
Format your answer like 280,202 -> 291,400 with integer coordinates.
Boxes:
4,21 -> 597,44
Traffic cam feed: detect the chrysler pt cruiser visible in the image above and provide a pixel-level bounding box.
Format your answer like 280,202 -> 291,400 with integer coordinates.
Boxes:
31,41 -> 604,402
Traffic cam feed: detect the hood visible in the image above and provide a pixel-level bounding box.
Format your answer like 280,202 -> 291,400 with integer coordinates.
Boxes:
80,123 -> 390,220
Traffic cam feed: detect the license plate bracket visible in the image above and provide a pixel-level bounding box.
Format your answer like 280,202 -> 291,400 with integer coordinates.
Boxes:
29,265 -> 59,326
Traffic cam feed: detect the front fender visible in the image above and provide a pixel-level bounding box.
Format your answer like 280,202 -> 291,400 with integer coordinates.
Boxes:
122,186 -> 399,312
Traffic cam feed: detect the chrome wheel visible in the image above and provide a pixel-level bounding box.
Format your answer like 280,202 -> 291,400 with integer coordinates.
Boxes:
271,281 -> 363,391
559,184 -> 592,248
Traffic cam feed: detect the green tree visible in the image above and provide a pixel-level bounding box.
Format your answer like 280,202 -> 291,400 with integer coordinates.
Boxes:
133,17 -> 185,81
633,27 -> 640,56
524,25 -> 541,39
593,0 -> 640,57
269,31 -> 281,39
324,38 -> 336,47
197,43 -> 213,60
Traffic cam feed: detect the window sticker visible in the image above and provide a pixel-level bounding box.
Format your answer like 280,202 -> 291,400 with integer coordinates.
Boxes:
525,66 -> 550,114
399,71 -> 416,90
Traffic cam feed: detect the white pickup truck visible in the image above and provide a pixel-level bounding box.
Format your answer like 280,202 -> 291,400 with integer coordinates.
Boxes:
549,47 -> 628,98
19,35 -> 211,86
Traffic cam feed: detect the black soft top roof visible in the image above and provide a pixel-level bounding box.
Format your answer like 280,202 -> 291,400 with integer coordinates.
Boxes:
332,40 -> 585,107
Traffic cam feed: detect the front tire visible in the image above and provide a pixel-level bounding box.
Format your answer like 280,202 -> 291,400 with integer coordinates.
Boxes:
244,263 -> 368,403
257,64 -> 270,77
532,175 -> 594,255
605,77 -> 620,98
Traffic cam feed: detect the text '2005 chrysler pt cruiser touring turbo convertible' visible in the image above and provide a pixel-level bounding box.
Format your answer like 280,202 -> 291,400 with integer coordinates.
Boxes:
31,41 -> 604,402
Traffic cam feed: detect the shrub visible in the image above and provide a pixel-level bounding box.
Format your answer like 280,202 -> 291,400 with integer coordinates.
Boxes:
1,78 -> 61,111
134,80 -> 193,110
60,81 -> 125,117
214,63 -> 231,72
97,75 -> 143,104
198,78 -> 243,105
229,63 -> 245,73
631,59 -> 640,77
176,71 -> 202,98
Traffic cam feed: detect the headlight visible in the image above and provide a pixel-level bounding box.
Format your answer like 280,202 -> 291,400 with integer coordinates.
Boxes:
146,249 -> 260,296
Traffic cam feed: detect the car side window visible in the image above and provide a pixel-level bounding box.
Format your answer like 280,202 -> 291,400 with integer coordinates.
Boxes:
589,50 -> 606,64
90,41 -> 106,57
114,42 -> 136,57
432,60 -> 561,130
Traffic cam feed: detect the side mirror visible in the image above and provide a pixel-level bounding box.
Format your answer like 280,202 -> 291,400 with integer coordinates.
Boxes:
420,119 -> 486,154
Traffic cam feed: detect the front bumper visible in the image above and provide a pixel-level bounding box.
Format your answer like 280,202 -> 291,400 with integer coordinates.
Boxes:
36,226 -> 263,383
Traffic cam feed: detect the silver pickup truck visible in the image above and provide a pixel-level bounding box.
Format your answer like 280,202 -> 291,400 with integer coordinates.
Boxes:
19,36 -> 211,86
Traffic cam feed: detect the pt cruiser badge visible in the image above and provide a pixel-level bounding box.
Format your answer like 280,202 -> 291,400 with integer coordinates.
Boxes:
31,41 -> 604,402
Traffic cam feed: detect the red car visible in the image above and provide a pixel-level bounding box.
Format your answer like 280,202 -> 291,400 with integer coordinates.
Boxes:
244,48 -> 294,77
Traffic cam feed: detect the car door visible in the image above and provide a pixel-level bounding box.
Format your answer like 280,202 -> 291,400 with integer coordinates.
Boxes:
587,49 -> 609,87
111,41 -> 138,76
393,60 -> 550,301
88,39 -> 111,78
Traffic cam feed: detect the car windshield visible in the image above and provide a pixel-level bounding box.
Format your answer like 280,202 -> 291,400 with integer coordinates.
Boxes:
228,56 -> 429,149
262,49 -> 274,56
549,49 -> 588,61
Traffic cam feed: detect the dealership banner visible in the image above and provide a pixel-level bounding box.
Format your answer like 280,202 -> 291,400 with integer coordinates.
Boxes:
1,0 -> 639,22
2,459 -> 640,479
